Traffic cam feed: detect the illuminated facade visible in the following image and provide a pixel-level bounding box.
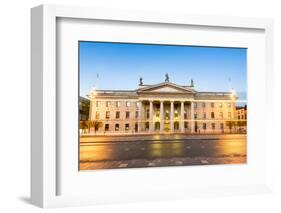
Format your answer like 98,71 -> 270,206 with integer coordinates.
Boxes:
88,80 -> 238,135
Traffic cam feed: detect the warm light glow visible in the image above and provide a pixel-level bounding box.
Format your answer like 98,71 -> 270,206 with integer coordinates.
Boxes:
91,87 -> 97,96
230,88 -> 236,99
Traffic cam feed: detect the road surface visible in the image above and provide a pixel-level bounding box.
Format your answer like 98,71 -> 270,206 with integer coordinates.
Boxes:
80,134 -> 246,170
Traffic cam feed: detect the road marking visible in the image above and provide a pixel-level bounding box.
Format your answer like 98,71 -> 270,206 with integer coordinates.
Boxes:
124,148 -> 130,151
201,160 -> 209,164
186,146 -> 191,149
175,160 -> 183,165
148,162 -> 156,166
141,147 -> 145,151
118,163 -> 128,168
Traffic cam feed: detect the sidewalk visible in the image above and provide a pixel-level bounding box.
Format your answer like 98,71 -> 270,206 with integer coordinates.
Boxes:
80,134 -> 246,143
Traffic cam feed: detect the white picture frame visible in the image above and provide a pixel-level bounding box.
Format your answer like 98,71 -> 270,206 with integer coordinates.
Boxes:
31,4 -> 274,208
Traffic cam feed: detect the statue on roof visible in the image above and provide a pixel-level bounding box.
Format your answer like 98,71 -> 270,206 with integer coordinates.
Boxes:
165,73 -> 169,82
139,77 -> 143,86
191,79 -> 194,87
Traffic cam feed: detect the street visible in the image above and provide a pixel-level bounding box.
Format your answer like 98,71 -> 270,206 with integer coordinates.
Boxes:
80,134 -> 246,170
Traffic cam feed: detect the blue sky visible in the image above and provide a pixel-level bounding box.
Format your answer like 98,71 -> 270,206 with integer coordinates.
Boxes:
79,41 -> 247,100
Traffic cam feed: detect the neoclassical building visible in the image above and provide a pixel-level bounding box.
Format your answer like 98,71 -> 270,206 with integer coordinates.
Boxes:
87,77 -> 238,135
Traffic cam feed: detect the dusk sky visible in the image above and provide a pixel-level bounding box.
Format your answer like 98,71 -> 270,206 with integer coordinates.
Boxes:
79,41 -> 247,100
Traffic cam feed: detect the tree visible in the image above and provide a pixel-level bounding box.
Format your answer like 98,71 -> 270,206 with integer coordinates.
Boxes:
79,120 -> 88,133
87,120 -> 102,134
226,120 -> 235,133
79,98 -> 90,121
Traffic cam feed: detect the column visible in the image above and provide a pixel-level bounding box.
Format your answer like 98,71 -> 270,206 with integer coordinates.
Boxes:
190,101 -> 194,133
138,101 -> 142,133
160,101 -> 164,132
180,101 -> 185,133
170,101 -> 174,133
149,100 -> 154,133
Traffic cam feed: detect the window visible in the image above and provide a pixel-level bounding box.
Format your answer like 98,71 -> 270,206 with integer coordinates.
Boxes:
211,112 -> 215,119
212,123 -> 215,130
174,121 -> 179,130
220,112 -> 223,119
95,111 -> 100,119
211,102 -> 214,108
126,111 -> 130,119
106,111 -> 110,119
135,111 -> 139,118
105,124 -> 109,131
228,103 -> 231,108
184,111 -> 187,119
96,101 -> 100,107
115,124 -> 119,131
184,121 -> 188,129
202,102 -> 206,108
228,112 -> 231,119
203,112 -> 206,119
155,122 -> 160,130
116,111 -> 120,119
125,123 -> 130,131
126,101 -> 131,107
135,123 -> 138,132
220,123 -> 224,130
116,101 -> 121,107
106,101 -> 110,107
174,110 -> 178,118
146,109 -> 150,119
219,103 -> 223,108
203,123 -> 207,130
145,122 -> 149,130
194,113 -> 197,119
156,110 -> 160,118
165,110 -> 169,120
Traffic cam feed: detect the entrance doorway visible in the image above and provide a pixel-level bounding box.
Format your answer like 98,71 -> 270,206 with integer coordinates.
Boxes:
164,121 -> 170,132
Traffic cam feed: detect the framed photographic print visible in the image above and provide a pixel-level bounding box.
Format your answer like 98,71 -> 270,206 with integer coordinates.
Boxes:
31,4 -> 274,208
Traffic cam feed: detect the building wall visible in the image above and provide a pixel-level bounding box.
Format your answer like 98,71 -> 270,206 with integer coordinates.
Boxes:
90,99 -> 139,134
88,98 -> 238,135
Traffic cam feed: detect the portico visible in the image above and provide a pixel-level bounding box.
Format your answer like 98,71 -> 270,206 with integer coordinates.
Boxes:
138,99 -> 194,134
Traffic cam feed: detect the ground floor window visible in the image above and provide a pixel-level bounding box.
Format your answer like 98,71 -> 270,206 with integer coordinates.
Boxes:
125,123 -> 129,131
195,121 -> 198,132
115,123 -> 119,131
174,121 -> 179,130
105,124 -> 109,131
135,123 -> 138,132
212,123 -> 215,130
203,123 -> 207,130
184,121 -> 188,129
155,122 -> 160,130
145,122 -> 149,130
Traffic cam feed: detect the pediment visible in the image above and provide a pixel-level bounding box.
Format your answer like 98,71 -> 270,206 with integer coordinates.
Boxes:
137,82 -> 194,93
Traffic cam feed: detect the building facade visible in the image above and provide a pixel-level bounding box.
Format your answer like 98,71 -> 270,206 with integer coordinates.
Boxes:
87,80 -> 239,135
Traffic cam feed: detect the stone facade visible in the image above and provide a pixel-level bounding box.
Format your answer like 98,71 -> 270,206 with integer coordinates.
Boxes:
87,81 -> 240,135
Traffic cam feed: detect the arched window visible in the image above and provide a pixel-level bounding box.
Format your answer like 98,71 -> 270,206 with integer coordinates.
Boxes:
155,122 -> 160,130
